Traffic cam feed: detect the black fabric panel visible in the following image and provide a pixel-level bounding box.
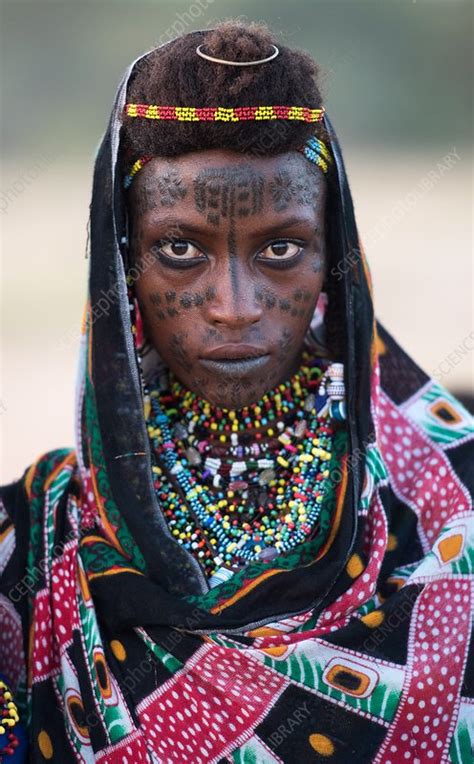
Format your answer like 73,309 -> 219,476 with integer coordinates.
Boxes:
255,683 -> 387,763
377,485 -> 426,577
460,624 -> 474,698
444,439 -> 474,497
30,680 -> 77,763
67,632 -> 108,751
103,627 -> 177,705
324,584 -> 423,665
376,321 -> 430,405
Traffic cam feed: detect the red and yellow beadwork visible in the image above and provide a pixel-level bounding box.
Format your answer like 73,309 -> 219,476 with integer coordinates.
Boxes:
124,104 -> 325,123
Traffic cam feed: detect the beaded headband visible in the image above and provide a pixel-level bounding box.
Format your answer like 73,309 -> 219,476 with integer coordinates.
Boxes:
125,104 -> 325,123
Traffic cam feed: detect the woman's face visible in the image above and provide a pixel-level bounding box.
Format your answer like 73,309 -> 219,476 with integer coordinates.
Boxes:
130,148 -> 327,409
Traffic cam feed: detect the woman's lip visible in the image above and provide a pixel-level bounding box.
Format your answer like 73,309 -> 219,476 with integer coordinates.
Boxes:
201,345 -> 269,360
199,355 -> 270,375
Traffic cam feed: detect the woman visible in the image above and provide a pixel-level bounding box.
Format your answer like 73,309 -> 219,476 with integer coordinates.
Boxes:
1,19 -> 473,763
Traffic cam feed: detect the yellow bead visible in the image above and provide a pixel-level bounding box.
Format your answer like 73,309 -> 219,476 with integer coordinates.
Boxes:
277,456 -> 289,467
267,429 -> 274,436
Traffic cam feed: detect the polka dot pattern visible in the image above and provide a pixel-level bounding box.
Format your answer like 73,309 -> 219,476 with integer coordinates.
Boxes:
378,391 -> 470,546
95,728 -> 149,763
137,642 -> 288,762
32,589 -> 59,683
50,543 -> 80,647
372,579 -> 472,763
0,594 -> 24,690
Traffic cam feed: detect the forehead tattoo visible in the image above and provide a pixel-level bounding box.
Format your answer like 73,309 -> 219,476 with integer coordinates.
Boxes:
137,168 -> 188,213
193,166 -> 265,227
269,167 -> 321,213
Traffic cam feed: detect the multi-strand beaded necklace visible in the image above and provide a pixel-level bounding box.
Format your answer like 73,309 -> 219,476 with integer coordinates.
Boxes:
144,353 -> 346,587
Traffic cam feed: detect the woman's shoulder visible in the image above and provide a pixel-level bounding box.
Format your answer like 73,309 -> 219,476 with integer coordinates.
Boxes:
1,447 -> 78,520
0,447 -> 78,598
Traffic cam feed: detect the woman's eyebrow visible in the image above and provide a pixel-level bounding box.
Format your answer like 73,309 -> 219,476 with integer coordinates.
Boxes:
145,214 -> 320,236
248,216 -> 320,237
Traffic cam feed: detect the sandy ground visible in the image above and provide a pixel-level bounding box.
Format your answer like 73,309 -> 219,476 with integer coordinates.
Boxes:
1,149 -> 472,483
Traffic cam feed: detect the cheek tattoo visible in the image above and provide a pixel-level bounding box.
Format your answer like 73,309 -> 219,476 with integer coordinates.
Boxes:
254,286 -> 317,318
254,285 -> 277,310
168,333 -> 193,371
146,285 -> 218,322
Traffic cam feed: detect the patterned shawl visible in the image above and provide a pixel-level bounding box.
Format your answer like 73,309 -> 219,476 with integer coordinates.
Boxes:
1,33 -> 473,764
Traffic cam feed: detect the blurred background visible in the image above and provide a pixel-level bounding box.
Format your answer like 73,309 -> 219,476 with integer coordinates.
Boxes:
1,0 -> 473,483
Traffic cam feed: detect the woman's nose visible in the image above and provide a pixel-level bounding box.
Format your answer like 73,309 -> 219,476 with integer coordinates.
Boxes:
205,259 -> 263,329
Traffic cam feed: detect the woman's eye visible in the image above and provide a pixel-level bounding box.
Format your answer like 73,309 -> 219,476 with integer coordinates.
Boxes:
158,239 -> 204,260
259,241 -> 303,260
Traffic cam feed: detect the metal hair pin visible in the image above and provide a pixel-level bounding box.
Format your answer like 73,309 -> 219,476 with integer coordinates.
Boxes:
195,43 -> 279,66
